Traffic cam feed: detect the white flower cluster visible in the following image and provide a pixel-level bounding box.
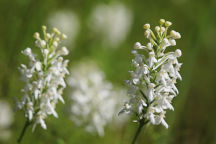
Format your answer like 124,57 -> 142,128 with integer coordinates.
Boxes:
67,61 -> 124,136
89,2 -> 132,48
17,26 -> 69,131
48,10 -> 80,46
119,19 -> 182,129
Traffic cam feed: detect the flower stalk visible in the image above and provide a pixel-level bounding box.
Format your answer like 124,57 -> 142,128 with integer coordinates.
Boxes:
17,120 -> 31,143
131,119 -> 149,144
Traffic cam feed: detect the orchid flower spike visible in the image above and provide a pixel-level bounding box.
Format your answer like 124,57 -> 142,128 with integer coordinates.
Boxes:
119,19 -> 182,129
17,26 -> 69,131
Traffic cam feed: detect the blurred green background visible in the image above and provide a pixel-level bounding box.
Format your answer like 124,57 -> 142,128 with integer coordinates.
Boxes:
0,0 -> 216,143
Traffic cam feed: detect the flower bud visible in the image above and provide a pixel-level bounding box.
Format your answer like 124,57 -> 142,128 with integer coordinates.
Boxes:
55,37 -> 60,42
160,27 -> 166,33
170,30 -> 181,39
169,39 -> 176,46
143,23 -> 150,29
42,25 -> 47,31
170,30 -> 176,37
155,26 -> 160,32
60,47 -> 69,55
175,32 -> 181,39
23,48 -> 32,56
61,34 -> 67,39
160,19 -> 165,25
175,49 -> 182,57
52,28 -> 61,35
46,33 -> 51,39
53,41 -> 58,47
165,21 -> 172,27
34,32 -> 40,39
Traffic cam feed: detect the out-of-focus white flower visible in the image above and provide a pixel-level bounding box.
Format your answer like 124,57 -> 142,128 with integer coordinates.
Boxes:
119,19 -> 182,129
17,26 -> 69,131
48,10 -> 80,47
67,60 -> 126,136
0,100 -> 14,141
89,2 -> 133,48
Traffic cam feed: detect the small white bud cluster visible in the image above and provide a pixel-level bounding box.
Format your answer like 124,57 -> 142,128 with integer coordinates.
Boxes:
17,26 -> 69,131
119,19 -> 182,129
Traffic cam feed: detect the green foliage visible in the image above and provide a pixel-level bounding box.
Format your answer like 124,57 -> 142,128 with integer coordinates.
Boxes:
0,0 -> 216,143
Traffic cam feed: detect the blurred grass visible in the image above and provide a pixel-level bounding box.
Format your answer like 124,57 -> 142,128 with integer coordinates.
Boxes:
0,0 -> 216,144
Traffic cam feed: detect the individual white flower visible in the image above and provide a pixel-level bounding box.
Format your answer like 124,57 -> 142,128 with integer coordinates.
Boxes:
89,2 -> 133,48
17,26 -> 69,131
144,29 -> 151,39
0,100 -> 14,141
134,42 -> 145,49
148,51 -> 157,68
119,19 -> 182,129
146,83 -> 156,102
67,60 -> 126,136
147,42 -> 153,50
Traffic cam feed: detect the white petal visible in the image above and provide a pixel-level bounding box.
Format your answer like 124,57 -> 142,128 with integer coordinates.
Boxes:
149,113 -> 155,124
35,62 -> 41,71
161,118 -> 168,129
39,118 -> 47,129
28,110 -> 33,121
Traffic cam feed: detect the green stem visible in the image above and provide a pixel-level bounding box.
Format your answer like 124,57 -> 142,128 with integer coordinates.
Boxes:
17,120 -> 31,144
131,119 -> 145,144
